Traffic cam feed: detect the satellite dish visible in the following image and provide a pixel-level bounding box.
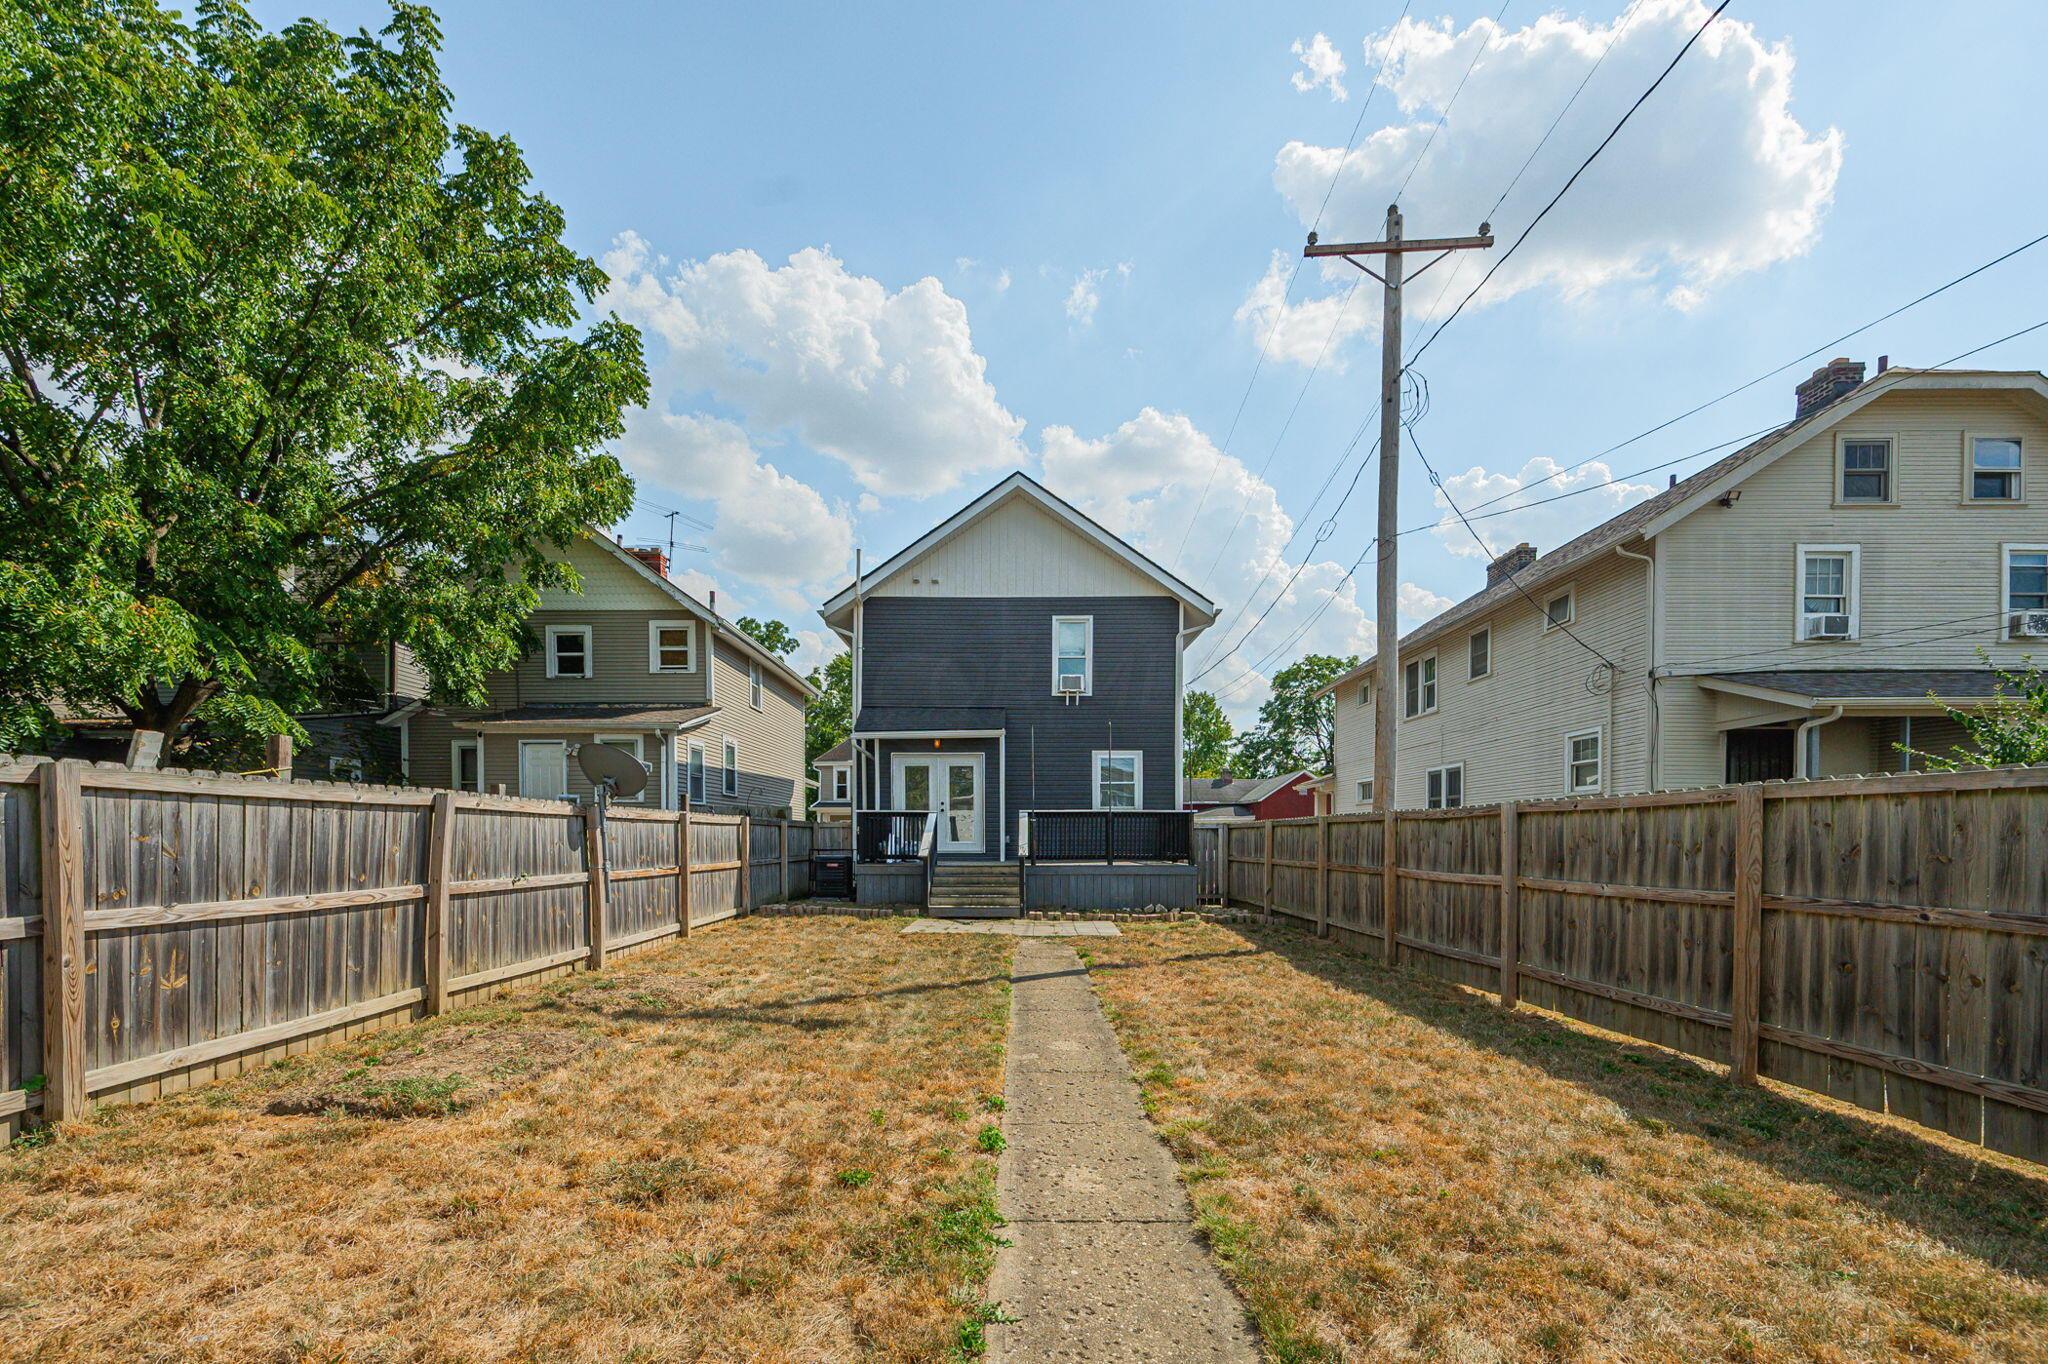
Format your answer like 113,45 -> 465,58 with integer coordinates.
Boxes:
577,742 -> 649,801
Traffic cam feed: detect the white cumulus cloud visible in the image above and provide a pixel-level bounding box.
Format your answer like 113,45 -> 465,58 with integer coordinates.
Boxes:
1399,582 -> 1457,622
1428,455 -> 1662,562
602,232 -> 1027,494
1234,252 -> 1373,368
1039,408 -> 1376,721
1263,1 -> 1841,346
1291,32 -> 1348,100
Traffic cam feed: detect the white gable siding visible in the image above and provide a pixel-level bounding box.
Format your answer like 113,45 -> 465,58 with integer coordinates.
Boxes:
1656,388 -> 2048,787
868,495 -> 1165,599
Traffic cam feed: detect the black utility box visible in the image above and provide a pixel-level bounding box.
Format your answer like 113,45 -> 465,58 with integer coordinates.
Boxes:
811,850 -> 854,899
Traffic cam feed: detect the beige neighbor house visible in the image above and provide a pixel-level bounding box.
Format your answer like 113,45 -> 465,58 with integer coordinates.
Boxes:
1322,360 -> 2048,811
811,739 -> 852,824
394,530 -> 814,815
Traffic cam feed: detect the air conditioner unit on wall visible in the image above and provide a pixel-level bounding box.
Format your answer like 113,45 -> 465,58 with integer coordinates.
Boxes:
2014,611 -> 2048,639
1058,672 -> 1086,694
1803,614 -> 1852,640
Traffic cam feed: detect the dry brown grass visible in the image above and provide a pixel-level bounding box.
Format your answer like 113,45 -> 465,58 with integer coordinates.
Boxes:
1081,922 -> 2048,1364
0,917 -> 1014,1363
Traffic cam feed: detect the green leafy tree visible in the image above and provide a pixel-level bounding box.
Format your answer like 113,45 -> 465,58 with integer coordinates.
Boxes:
0,1 -> 647,759
1231,653 -> 1357,778
1182,690 -> 1233,778
1904,658 -> 2048,770
805,650 -> 852,767
735,616 -> 799,658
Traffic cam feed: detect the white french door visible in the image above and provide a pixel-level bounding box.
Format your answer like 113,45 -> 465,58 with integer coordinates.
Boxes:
891,753 -> 984,854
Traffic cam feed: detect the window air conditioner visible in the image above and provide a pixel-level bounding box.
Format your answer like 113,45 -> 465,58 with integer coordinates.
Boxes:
2014,611 -> 2048,639
1058,672 -> 1086,694
1803,614 -> 1852,640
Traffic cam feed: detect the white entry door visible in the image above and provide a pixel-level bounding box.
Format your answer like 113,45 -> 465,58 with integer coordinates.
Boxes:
892,753 -> 983,854
518,740 -> 569,800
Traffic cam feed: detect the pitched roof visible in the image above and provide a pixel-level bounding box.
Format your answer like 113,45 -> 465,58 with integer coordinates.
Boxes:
853,705 -> 1007,734
1317,367 -> 2048,699
1700,668 -> 2008,702
818,471 -> 1218,630
1182,770 -> 1312,806
814,739 -> 852,765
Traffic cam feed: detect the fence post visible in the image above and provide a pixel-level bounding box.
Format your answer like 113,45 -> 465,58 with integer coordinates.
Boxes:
1315,815 -> 1329,938
37,759 -> 88,1124
1498,801 -> 1519,1008
265,732 -> 293,782
778,818 -> 790,903
739,814 -> 752,915
1262,821 -> 1275,914
583,803 -> 610,970
1216,820 -> 1231,907
1382,810 -> 1399,963
1730,784 -> 1764,1084
424,791 -> 457,1016
677,810 -> 693,938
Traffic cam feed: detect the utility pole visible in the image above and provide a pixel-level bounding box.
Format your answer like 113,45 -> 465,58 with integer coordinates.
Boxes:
1306,205 -> 1491,812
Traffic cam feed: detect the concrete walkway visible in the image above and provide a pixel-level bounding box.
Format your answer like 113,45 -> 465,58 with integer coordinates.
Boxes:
987,939 -> 1259,1363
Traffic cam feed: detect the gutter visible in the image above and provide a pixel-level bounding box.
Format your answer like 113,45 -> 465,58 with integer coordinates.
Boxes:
1793,704 -> 1846,779
1614,541 -> 1657,791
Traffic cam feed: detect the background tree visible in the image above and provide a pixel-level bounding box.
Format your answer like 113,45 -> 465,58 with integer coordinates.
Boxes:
0,1 -> 647,759
1181,690 -> 1234,778
735,616 -> 798,658
1905,658 -> 2048,769
805,650 -> 852,767
1231,654 -> 1357,778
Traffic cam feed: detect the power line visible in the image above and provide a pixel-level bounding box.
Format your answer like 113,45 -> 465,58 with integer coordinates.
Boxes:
1209,537 -> 1380,702
1394,0 -> 1512,202
1405,0 -> 1732,369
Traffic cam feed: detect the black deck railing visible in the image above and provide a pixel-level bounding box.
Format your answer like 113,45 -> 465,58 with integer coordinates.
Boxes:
856,810 -> 934,863
1024,809 -> 1193,864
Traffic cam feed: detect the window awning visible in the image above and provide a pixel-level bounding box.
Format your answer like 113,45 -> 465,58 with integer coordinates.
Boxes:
852,706 -> 1007,736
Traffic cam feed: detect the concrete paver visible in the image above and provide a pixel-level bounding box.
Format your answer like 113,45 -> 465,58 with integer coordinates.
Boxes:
986,939 -> 1259,1363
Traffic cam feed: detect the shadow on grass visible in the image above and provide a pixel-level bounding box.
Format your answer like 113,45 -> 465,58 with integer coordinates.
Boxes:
1100,924 -> 2048,1282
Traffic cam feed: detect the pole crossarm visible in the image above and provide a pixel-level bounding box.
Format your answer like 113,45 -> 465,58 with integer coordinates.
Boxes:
1304,230 -> 1494,258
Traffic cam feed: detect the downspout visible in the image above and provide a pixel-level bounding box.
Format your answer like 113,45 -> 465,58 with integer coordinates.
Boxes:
1615,541 -> 1657,792
1794,705 -> 1845,779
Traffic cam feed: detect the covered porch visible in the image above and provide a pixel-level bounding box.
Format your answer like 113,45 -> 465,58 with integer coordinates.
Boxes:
1698,669 -> 1997,781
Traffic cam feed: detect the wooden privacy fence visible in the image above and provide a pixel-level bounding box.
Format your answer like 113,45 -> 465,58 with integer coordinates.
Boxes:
1215,766 -> 2048,1165
0,756 -> 830,1129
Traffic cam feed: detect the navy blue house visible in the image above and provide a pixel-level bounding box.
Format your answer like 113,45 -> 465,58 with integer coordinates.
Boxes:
818,472 -> 1218,865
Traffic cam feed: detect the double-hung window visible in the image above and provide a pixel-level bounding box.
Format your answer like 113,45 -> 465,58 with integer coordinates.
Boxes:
1543,590 -> 1574,631
1468,627 -> 1491,680
1797,544 -> 1859,641
1425,764 -> 1463,809
1053,616 -> 1093,695
831,766 -> 849,801
546,624 -> 593,678
648,620 -> 695,673
722,737 -> 739,797
451,739 -> 482,794
1354,777 -> 1373,805
1970,436 -> 2023,502
2007,544 -> 2048,636
1357,680 -> 1371,707
1839,437 -> 1893,503
1403,655 -> 1437,718
749,661 -> 764,709
1566,729 -> 1602,795
1092,751 -> 1142,809
687,740 -> 707,807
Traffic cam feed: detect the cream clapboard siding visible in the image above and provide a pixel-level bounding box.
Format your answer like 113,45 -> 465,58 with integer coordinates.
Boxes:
482,610 -> 708,708
1655,387 -> 2048,787
704,638 -> 808,818
1333,551 -> 1652,811
867,494 -> 1158,599
404,709 -> 664,804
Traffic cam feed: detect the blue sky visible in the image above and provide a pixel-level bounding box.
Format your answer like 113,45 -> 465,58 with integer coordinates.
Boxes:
263,1 -> 2048,720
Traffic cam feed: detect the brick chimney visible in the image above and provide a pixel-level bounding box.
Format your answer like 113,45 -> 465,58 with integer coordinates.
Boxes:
1794,357 -> 1865,419
1486,542 -> 1537,587
626,545 -> 669,579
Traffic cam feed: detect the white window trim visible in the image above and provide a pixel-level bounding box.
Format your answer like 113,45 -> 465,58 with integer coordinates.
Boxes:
592,733 -> 648,802
1565,727 -> 1604,796
830,765 -> 849,801
1090,749 -> 1144,810
1403,653 -> 1438,719
722,736 -> 739,797
2004,542 -> 2048,637
1354,777 -> 1373,805
545,624 -> 594,679
1541,588 -> 1575,633
1835,432 -> 1898,506
1425,763 -> 1464,810
1966,431 -> 2026,504
1468,626 -> 1491,680
1052,615 -> 1095,696
517,739 -> 570,801
450,738 -> 483,794
647,619 -> 697,673
328,754 -> 364,782
1357,680 -> 1371,707
1795,543 -> 1861,643
749,660 -> 764,710
686,739 -> 708,806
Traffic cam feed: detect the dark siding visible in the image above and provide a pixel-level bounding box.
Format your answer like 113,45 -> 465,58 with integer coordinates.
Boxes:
871,737 -> 1003,858
860,596 -> 1180,855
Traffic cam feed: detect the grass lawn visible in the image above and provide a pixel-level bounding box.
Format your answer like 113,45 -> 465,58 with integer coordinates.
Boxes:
1082,921 -> 2048,1364
0,917 -> 1014,1364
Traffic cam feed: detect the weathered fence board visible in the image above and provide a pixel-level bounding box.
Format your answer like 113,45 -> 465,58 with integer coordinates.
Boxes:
0,758 -> 831,1133
1217,766 -> 2048,1165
